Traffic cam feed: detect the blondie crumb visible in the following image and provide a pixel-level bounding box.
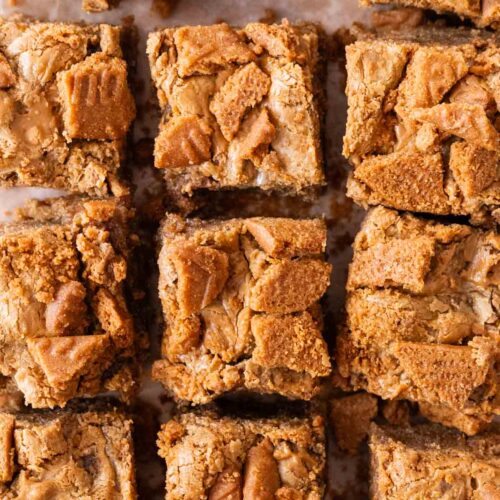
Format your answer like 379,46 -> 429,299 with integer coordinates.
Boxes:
147,20 -> 325,196
82,0 -> 117,12
157,411 -> 326,500
336,206 -> 499,434
343,26 -> 499,225
0,19 -> 135,195
0,196 -> 137,408
152,214 -> 332,404
0,407 -> 136,498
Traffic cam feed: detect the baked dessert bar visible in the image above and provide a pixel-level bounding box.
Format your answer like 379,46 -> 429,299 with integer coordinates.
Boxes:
0,19 -> 135,195
343,27 -> 500,225
361,0 -> 500,27
147,20 -> 325,195
370,424 -> 499,499
0,196 -> 137,408
0,407 -> 136,498
152,214 -> 332,404
336,207 -> 499,434
158,411 -> 326,500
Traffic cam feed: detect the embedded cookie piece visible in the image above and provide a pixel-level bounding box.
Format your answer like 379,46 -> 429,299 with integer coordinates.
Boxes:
336,207 -> 499,434
0,196 -> 136,408
369,424 -> 500,499
147,20 -> 324,195
153,214 -> 332,404
0,408 -> 136,498
82,0 -> 118,11
157,411 -> 326,500
0,19 -> 135,195
343,26 -> 500,225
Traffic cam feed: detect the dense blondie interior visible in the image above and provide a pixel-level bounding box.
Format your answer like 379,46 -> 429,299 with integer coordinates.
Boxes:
0,407 -> 136,498
370,423 -> 500,499
153,214 -> 332,403
344,27 -> 500,225
336,207 -> 499,434
147,20 -> 325,195
158,411 -> 326,500
0,196 -> 137,408
0,19 -> 135,195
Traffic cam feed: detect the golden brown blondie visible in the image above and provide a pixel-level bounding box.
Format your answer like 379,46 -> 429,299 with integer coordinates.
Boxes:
152,214 -> 332,404
344,27 -> 500,225
0,196 -> 137,408
336,207 -> 499,434
147,20 -> 325,196
0,19 -> 135,195
158,411 -> 326,500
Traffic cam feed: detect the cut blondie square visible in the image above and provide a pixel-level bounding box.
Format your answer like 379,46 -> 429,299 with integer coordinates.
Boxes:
152,214 -> 332,404
0,407 -> 136,498
336,206 -> 499,434
0,196 -> 137,408
361,0 -> 500,28
0,19 -> 135,195
158,411 -> 326,500
344,27 -> 500,225
147,20 -> 325,195
370,424 -> 499,499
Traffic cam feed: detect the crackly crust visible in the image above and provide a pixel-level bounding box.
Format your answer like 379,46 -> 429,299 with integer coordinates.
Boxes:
0,407 -> 136,498
336,206 -> 499,434
0,19 -> 135,195
0,196 -> 137,408
369,423 -> 500,499
152,214 -> 332,404
147,20 -> 325,196
343,26 -> 500,225
157,411 -> 326,500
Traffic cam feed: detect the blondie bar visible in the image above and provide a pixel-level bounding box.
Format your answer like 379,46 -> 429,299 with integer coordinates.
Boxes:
0,407 -> 136,498
370,423 -> 499,499
0,196 -> 137,408
0,19 -> 135,195
336,207 -> 499,434
158,411 -> 326,500
344,27 -> 500,225
152,214 -> 332,404
147,20 -> 325,195
362,0 -> 500,27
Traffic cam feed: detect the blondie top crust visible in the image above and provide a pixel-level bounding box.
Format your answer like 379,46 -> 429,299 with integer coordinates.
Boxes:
0,19 -> 135,196
0,196 -> 137,409
0,408 -> 136,499
147,20 -> 325,196
158,412 -> 326,500
362,0 -> 500,28
336,207 -> 499,435
370,424 -> 499,499
152,214 -> 332,404
344,27 -> 500,225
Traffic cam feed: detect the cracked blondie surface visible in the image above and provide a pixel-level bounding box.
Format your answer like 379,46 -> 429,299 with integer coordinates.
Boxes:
147,20 -> 325,195
153,214 -> 332,404
158,411 -> 326,500
0,19 -> 135,195
370,423 -> 500,499
344,27 -> 500,225
0,407 -> 136,498
336,207 -> 499,434
0,196 -> 137,408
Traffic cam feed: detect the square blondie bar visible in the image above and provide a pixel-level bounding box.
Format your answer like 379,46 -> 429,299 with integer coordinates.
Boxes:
344,27 -> 500,225
0,407 -> 136,498
370,424 -> 499,499
158,411 -> 326,500
0,19 -> 135,195
152,214 -> 332,404
336,207 -> 499,434
0,196 -> 137,408
147,20 -> 325,195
